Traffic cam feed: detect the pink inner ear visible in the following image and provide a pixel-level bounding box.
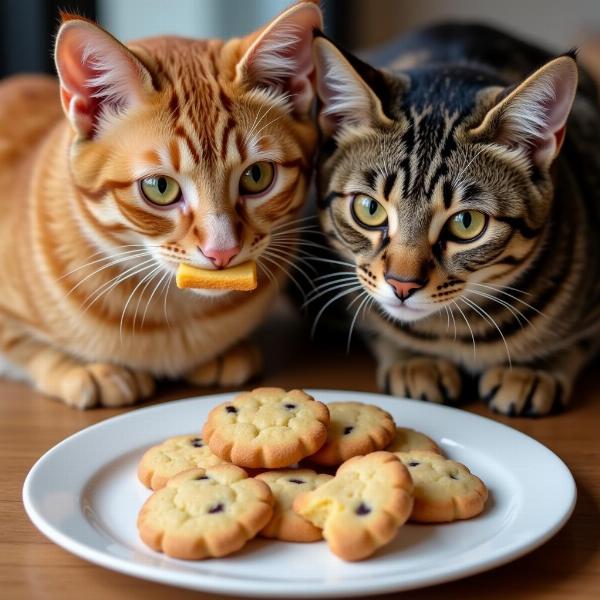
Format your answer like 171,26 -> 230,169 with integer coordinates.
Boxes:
554,125 -> 566,151
55,21 -> 147,137
242,4 -> 322,115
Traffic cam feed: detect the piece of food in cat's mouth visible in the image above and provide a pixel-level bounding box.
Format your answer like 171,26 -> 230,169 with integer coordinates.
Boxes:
175,261 -> 257,291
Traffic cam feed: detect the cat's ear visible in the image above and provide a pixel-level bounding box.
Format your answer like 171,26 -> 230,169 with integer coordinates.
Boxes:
54,16 -> 155,138
235,1 -> 323,116
313,36 -> 393,138
469,54 -> 578,168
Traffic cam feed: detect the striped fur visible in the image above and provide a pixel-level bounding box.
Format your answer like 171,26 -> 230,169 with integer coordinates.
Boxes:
0,2 -> 320,408
314,25 -> 599,416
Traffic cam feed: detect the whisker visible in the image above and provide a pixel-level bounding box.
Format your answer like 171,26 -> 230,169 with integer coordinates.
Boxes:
120,265 -> 163,342
264,243 -> 319,273
82,258 -> 156,312
142,269 -> 171,328
262,249 -> 316,283
461,297 -> 512,367
304,256 -> 356,268
311,284 -> 363,338
303,279 -> 360,307
273,214 -> 317,227
471,282 -> 545,317
64,250 -> 150,296
346,291 -> 370,353
315,271 -> 356,281
161,272 -> 173,330
256,259 -> 279,292
454,145 -> 487,184
58,246 -> 152,281
467,288 -> 532,328
260,254 -> 307,300
452,299 -> 476,358
254,113 -> 285,139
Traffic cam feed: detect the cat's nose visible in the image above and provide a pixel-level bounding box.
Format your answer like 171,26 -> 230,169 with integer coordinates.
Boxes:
200,245 -> 240,268
385,274 -> 427,301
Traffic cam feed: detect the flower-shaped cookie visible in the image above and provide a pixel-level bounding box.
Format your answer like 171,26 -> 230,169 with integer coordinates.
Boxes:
203,388 -> 330,468
256,469 -> 333,542
137,464 -> 273,559
307,402 -> 395,466
385,427 -> 442,455
137,434 -> 227,490
395,450 -> 488,522
293,451 -> 414,561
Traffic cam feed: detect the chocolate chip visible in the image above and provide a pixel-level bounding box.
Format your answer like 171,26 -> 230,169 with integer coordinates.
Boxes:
408,461 -> 420,467
208,503 -> 225,514
288,478 -> 304,484
355,502 -> 371,516
225,406 -> 237,414
196,475 -> 209,481
190,438 -> 203,447
343,426 -> 354,435
284,403 -> 296,410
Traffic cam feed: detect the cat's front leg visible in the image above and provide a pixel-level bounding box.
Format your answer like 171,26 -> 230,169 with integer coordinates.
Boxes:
369,334 -> 462,404
479,343 -> 591,417
0,320 -> 155,408
185,341 -> 262,388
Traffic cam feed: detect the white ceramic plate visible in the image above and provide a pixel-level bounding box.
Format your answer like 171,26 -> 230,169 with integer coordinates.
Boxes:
23,390 -> 575,597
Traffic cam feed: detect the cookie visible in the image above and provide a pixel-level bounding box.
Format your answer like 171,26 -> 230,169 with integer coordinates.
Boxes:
203,387 -> 330,468
293,451 -> 414,561
385,427 -> 442,455
307,402 -> 396,466
176,261 -> 257,291
137,434 -> 227,490
256,469 -> 333,542
137,464 -> 273,559
395,450 -> 488,522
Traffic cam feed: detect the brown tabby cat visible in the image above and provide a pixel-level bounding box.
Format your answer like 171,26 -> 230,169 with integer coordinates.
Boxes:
312,25 -> 599,417
0,1 -> 322,408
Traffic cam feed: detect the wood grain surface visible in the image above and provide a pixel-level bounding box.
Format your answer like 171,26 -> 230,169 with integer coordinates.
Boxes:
1,312 -> 598,600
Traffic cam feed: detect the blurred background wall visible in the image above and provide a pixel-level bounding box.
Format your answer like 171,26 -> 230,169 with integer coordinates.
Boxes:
0,0 -> 598,77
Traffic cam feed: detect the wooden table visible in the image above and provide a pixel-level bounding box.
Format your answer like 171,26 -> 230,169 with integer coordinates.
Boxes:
1,311 -> 599,600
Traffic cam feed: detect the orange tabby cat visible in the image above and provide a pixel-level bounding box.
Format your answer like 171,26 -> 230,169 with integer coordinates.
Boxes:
0,2 -> 321,408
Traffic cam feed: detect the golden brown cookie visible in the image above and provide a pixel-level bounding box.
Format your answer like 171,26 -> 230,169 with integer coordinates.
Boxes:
395,450 -> 488,522
385,427 -> 442,455
137,434 -> 227,490
307,402 -> 395,466
256,469 -> 333,542
137,465 -> 273,559
203,387 -> 330,468
293,451 -> 414,561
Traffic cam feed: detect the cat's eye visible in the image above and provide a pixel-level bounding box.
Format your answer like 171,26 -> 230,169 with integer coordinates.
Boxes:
239,161 -> 275,195
352,194 -> 388,228
446,210 -> 487,241
140,175 -> 181,206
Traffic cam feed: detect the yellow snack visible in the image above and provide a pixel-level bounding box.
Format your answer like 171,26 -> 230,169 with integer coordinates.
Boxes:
176,261 -> 257,291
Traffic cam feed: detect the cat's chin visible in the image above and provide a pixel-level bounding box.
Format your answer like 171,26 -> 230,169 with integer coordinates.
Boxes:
378,300 -> 436,323
185,288 -> 233,299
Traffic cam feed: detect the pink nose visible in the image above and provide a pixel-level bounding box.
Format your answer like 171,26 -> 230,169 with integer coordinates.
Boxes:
201,245 -> 240,268
385,276 -> 427,301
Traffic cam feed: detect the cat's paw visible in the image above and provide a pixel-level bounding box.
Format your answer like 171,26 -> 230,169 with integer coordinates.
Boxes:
479,366 -> 564,417
384,357 -> 462,404
186,342 -> 262,388
59,363 -> 155,409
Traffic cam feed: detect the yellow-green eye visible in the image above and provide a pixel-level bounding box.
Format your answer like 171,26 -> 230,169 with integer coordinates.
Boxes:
140,175 -> 181,206
352,194 -> 388,228
239,161 -> 275,195
446,210 -> 487,241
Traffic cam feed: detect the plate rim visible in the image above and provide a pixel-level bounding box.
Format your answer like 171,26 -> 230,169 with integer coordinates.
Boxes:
23,389 -> 577,597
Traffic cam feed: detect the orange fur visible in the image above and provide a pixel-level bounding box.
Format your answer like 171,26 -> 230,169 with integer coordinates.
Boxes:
0,3 -> 320,407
